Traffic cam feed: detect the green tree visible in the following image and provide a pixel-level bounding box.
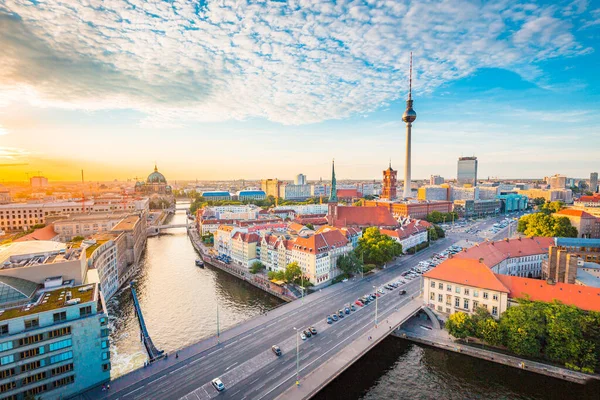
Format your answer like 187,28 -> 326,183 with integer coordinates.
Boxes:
356,227 -> 402,266
336,253 -> 364,276
540,201 -> 565,215
249,261 -> 265,274
446,312 -> 476,339
267,270 -> 285,281
434,224 -> 445,238
477,318 -> 503,346
553,216 -> 578,237
72,235 -> 85,242
305,223 -> 315,230
517,213 -> 577,238
532,197 -> 546,207
284,262 -> 302,283
499,301 -> 546,357
427,227 -> 438,241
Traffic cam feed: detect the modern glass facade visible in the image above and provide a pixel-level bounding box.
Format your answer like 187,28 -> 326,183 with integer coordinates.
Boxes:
457,157 -> 478,186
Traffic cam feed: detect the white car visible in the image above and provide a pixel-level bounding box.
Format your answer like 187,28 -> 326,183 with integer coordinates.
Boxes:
212,378 -> 225,392
301,333 -> 307,340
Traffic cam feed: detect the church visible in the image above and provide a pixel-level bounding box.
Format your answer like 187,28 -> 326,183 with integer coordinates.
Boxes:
134,165 -> 174,208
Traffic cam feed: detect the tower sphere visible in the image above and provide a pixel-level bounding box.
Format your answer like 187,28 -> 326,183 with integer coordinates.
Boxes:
402,106 -> 417,123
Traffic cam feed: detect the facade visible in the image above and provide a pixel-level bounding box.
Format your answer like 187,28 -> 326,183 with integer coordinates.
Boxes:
274,204 -> 328,215
260,179 -> 280,198
453,199 -> 501,218
311,184 -> 331,198
457,156 -> 478,186
201,191 -> 232,201
590,172 -> 598,194
365,200 -> 453,219
417,185 -> 449,201
380,164 -> 397,201
327,203 -> 398,228
497,193 -> 528,212
430,175 -> 444,185
0,281 -> 110,399
230,232 -> 260,267
517,188 -> 573,204
278,184 -> 311,200
134,165 -> 173,197
237,190 -> 266,201
85,236 -> 120,300
380,220 -> 430,253
295,174 -> 307,186
549,174 -> 567,189
554,209 -> 600,238
30,176 -> 49,188
110,215 -> 147,287
542,238 -> 600,284
575,193 -> 600,207
260,234 -> 294,273
53,213 -> 131,242
0,190 -> 11,205
450,186 -> 479,201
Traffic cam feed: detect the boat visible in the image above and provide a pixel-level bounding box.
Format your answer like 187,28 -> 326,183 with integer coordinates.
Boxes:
195,259 -> 204,268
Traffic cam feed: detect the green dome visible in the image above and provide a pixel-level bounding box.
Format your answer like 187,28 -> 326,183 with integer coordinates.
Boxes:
147,165 -> 167,184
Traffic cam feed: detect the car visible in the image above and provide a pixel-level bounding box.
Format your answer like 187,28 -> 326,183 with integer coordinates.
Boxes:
350,304 -> 356,311
355,300 -> 363,307
327,316 -> 333,324
212,378 -> 225,391
338,310 -> 345,318
344,307 -> 350,314
304,330 -> 312,338
309,326 -> 317,335
399,290 -> 407,295
272,345 -> 282,356
332,314 -> 339,321
301,333 -> 307,340
375,293 -> 381,297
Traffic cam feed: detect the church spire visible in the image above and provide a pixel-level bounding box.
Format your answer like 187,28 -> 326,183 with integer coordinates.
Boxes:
328,159 -> 337,202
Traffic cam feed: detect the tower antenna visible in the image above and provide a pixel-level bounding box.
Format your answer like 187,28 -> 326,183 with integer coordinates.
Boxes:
408,52 -> 413,100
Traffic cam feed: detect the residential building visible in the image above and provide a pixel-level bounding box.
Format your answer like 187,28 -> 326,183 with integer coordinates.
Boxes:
517,188 -> 573,204
260,179 -> 280,198
454,237 -> 554,278
453,199 -> 501,218
450,186 -> 479,201
311,184 -> 330,198
236,190 -> 266,201
0,280 -> 110,399
549,174 -> 567,189
430,175 -> 444,185
30,176 -> 49,188
423,258 -> 508,318
497,193 -> 528,213
201,191 -> 232,201
357,183 -> 380,197
575,193 -> 600,208
417,186 -> 449,201
381,220 -> 431,253
14,224 -> 59,242
457,156 -> 478,186
328,203 -> 398,228
478,186 -> 500,200
278,184 -> 311,200
260,234 -> 294,273
274,204 -> 328,215
0,190 -> 10,205
554,209 -> 600,238
230,232 -> 260,267
84,235 -> 120,300
53,213 -> 131,242
365,200 -> 453,219
294,174 -> 307,186
380,164 -> 397,201
590,172 -> 598,194
110,215 -> 147,287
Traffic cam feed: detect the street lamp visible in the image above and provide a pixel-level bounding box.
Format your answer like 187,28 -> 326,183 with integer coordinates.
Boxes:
373,286 -> 378,328
293,327 -> 301,386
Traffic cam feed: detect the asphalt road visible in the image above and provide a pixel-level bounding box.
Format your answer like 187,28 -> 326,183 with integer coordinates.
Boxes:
94,238 -> 455,400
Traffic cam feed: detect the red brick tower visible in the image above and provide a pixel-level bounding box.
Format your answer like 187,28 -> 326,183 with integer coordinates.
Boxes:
381,161 -> 397,201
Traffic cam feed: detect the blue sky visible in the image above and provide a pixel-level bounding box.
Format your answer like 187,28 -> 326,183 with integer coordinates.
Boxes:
0,0 -> 598,182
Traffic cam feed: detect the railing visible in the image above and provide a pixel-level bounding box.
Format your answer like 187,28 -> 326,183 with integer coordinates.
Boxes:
130,283 -> 165,363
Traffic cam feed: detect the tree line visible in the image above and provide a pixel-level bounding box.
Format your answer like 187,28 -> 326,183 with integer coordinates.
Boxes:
517,201 -> 577,238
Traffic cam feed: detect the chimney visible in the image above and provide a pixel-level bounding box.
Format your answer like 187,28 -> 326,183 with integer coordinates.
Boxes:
479,257 -> 484,263
546,278 -> 556,285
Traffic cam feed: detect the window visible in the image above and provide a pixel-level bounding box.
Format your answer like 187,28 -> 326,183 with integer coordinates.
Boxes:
100,317 -> 108,326
0,367 -> 15,379
19,334 -> 43,347
79,306 -> 92,317
464,288 -> 470,296
437,305 -> 442,311
101,328 -> 110,338
22,371 -> 46,386
102,351 -> 110,360
0,325 -> 8,336
20,347 -> 43,360
493,294 -> 499,301
50,351 -> 73,364
438,294 -> 443,302
430,292 -> 435,300
445,308 -> 450,313
25,383 -> 48,396
483,292 -> 489,299
473,290 -> 479,297
24,318 -> 39,330
0,341 -> 13,352
48,326 -> 71,339
446,295 -> 452,305
21,359 -> 44,372
53,312 -> 67,323
430,281 -> 435,288
454,297 -> 460,307
455,286 -> 460,294
0,381 -> 16,393
446,284 -> 452,291
49,338 -> 72,352
492,306 -> 498,316
464,299 -> 469,310
0,354 -> 14,366
438,283 -> 443,290
473,301 -> 479,309
53,375 -> 75,388
102,363 -> 111,372
51,363 -> 73,377
101,340 -> 109,349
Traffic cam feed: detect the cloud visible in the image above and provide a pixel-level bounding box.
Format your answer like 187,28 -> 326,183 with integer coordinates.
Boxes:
0,0 -> 593,126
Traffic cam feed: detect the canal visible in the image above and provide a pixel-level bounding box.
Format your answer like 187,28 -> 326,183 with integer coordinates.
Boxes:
107,204 -> 283,378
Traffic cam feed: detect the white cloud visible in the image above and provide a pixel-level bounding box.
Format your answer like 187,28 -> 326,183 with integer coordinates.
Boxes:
0,0 -> 593,126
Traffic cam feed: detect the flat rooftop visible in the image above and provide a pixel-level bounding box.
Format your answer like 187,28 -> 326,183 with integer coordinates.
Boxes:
0,283 -> 97,322
111,215 -> 140,231
0,241 -> 70,265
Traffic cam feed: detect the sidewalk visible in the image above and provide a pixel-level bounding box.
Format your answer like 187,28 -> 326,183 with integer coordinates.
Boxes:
277,298 -> 422,400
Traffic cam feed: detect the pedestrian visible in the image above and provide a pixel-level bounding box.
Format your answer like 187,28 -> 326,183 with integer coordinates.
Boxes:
102,384 -> 106,391
176,352 -> 179,359
368,336 -> 372,341
107,384 -> 111,390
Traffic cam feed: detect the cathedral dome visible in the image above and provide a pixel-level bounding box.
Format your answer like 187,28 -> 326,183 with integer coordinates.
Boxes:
147,165 -> 167,184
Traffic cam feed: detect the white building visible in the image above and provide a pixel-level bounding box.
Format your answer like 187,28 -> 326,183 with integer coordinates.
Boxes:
381,220 -> 430,253
311,184 -> 330,197
279,184 -> 312,200
295,174 -> 307,185
479,186 -> 500,200
273,204 -> 328,215
451,186 -> 480,201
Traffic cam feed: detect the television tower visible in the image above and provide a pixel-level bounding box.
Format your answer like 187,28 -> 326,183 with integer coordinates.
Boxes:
402,52 -> 417,198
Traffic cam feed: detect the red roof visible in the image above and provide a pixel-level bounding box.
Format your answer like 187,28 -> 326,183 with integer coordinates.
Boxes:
293,229 -> 349,255
496,275 -> 600,312
381,220 -> 428,240
294,216 -> 328,226
14,224 -> 58,242
454,237 -> 554,267
424,258 -> 510,293
555,209 -> 596,219
578,194 -> 600,203
334,206 -> 397,228
232,232 -> 260,243
336,189 -> 360,198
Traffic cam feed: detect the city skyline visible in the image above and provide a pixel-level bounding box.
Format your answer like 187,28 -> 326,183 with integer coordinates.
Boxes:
1,1 -> 599,182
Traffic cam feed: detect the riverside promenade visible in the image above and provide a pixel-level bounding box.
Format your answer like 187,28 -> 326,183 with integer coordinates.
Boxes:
395,316 -> 600,385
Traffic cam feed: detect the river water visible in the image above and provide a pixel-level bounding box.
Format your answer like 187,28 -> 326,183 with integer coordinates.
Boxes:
108,205 -> 598,398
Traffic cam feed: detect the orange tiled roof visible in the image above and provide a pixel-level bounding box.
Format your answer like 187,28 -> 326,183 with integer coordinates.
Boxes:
578,194 -> 600,203
294,216 -> 328,226
14,224 -> 58,242
454,237 -> 554,267
336,189 -> 359,198
423,258 -> 510,293
555,209 -> 596,218
496,275 -> 600,312
335,206 -> 397,228
293,229 -> 349,255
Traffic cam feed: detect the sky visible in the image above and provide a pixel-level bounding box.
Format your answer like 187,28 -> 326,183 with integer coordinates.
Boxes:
0,0 -> 599,183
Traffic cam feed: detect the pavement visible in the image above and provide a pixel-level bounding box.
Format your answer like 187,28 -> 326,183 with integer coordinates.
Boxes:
73,237 -> 455,400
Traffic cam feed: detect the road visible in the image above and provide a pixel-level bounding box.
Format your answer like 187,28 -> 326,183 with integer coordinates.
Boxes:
83,238 -> 455,400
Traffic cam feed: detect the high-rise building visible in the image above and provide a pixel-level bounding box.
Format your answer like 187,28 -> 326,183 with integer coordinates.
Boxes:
401,53 -> 417,198
590,172 -> 598,193
294,174 -> 307,186
260,179 -> 280,198
30,176 -> 48,188
380,162 -> 397,201
430,175 -> 444,185
457,156 -> 478,186
549,174 -> 567,189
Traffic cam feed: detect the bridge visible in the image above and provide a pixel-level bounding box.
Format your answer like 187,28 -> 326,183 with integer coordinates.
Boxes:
130,283 -> 165,363
75,239 -> 451,400
155,223 -> 188,229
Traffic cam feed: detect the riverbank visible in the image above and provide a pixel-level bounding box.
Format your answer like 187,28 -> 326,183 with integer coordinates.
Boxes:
187,228 -> 296,302
394,316 -> 600,385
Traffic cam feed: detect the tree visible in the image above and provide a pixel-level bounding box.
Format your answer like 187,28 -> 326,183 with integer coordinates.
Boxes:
477,318 -> 503,346
434,224 -> 445,239
268,270 -> 285,281
249,261 -> 265,274
356,227 -> 402,266
517,213 -> 577,238
336,253 -> 364,276
284,262 -> 302,283
72,235 -> 85,242
539,201 -> 565,215
532,197 -> 546,207
427,227 -> 438,241
553,216 -> 578,237
446,312 -> 476,339
499,301 -> 546,357
305,223 -> 315,230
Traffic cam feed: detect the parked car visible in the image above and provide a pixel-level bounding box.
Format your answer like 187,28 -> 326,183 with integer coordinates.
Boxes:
338,310 -> 345,318
344,307 -> 350,314
332,314 -> 339,321
350,305 -> 356,311
327,316 -> 333,324
304,330 -> 311,338
301,333 -> 307,340
272,345 -> 282,356
309,326 -> 317,335
355,300 -> 364,307
399,290 -> 407,295
212,378 -> 225,391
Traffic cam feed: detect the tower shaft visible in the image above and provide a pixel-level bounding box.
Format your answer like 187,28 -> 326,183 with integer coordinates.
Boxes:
403,123 -> 412,198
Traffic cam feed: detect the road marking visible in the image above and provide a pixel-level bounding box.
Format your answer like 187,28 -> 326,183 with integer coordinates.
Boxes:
231,389 -> 241,397
126,385 -> 145,396
190,356 -> 204,365
250,377 -> 260,385
225,362 -> 238,371
224,341 -> 237,348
